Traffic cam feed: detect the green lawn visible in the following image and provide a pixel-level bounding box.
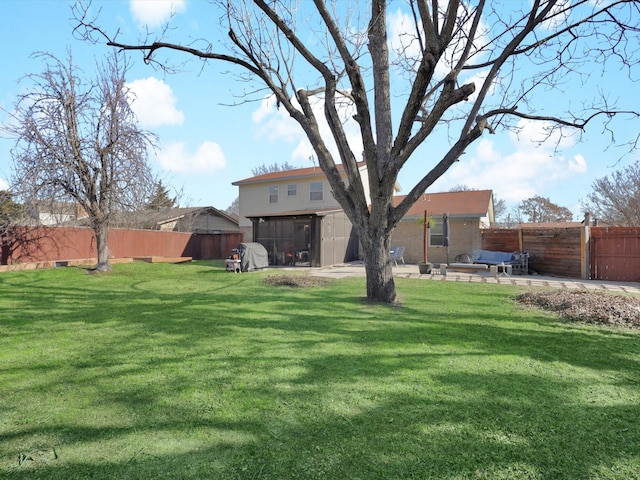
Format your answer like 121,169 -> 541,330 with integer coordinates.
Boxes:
1,261 -> 639,480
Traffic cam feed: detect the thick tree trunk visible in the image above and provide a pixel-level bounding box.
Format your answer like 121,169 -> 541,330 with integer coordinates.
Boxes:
93,223 -> 111,272
360,228 -> 396,303
0,233 -> 9,266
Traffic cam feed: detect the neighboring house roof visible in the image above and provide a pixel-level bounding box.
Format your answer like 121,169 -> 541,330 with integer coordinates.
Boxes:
232,163 -> 365,185
395,190 -> 494,218
151,207 -> 238,227
61,206 -> 238,232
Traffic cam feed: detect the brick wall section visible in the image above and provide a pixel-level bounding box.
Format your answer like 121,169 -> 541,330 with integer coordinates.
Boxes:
392,218 -> 483,264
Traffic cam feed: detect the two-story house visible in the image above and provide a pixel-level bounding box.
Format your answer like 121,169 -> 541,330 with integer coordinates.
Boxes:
234,164 -> 495,268
232,164 -> 369,267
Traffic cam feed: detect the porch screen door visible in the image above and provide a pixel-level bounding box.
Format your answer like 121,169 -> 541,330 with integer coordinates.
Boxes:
293,220 -> 311,266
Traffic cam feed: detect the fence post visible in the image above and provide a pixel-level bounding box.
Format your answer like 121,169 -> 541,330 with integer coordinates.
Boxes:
581,212 -> 591,279
518,227 -> 524,253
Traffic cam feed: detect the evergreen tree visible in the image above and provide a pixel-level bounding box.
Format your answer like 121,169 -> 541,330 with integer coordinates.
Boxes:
147,180 -> 177,210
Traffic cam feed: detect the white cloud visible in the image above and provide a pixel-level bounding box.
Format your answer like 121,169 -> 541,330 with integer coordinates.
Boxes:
0,177 -> 8,191
509,118 -> 577,150
461,69 -> 492,102
387,6 -> 490,78
126,77 -> 185,128
156,141 -> 226,173
442,119 -> 588,205
252,96 -> 302,143
541,0 -> 571,31
388,9 -> 423,67
130,0 -> 186,28
252,94 -> 363,164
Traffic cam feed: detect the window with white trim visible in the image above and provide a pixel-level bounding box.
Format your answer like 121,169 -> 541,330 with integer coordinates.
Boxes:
287,184 -> 298,197
429,220 -> 444,246
269,185 -> 279,204
310,181 -> 323,201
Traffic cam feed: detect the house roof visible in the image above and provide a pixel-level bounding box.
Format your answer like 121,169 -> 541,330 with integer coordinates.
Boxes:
395,190 -> 494,218
152,206 -> 238,226
232,163 -> 365,185
245,208 -> 344,219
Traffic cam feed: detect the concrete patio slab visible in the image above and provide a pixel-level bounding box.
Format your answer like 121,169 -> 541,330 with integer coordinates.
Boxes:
307,262 -> 640,295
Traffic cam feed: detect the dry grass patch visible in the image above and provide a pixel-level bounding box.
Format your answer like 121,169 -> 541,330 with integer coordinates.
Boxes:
264,274 -> 330,288
516,289 -> 640,328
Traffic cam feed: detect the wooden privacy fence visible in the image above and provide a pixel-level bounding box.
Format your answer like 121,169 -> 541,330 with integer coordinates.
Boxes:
1,226 -> 243,266
482,226 -> 640,282
590,227 -> 640,282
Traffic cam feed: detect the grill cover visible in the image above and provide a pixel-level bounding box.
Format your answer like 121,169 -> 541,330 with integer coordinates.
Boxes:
237,242 -> 269,272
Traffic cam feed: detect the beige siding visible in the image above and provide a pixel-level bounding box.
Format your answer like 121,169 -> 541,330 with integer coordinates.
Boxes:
159,220 -> 179,232
236,165 -> 369,229
188,215 -> 239,232
239,226 -> 252,242
238,178 -> 341,227
158,213 -> 239,233
320,211 -> 358,265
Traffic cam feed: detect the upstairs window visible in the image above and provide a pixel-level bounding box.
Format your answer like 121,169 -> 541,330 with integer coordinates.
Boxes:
310,181 -> 323,201
269,185 -> 279,204
287,184 -> 298,197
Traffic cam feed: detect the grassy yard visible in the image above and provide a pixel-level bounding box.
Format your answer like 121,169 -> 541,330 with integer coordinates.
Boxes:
1,261 -> 639,480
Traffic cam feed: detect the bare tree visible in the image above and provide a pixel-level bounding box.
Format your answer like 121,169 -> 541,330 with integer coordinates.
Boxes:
4,51 -> 156,271
251,161 -> 297,176
0,190 -> 22,264
0,190 -> 21,230
225,197 -> 240,218
582,160 -> 640,226
518,195 -> 573,223
492,195 -> 507,223
76,1 -> 639,301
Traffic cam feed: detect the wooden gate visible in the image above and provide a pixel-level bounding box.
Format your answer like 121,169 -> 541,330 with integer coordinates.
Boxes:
590,227 -> 640,282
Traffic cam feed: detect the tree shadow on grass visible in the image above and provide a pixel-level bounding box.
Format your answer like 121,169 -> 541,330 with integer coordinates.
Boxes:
3,364 -> 639,479
2,267 -> 640,479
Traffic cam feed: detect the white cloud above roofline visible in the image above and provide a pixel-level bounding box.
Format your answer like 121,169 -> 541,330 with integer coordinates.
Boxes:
129,0 -> 186,28
126,77 -> 185,128
155,141 -> 226,174
439,119 -> 588,206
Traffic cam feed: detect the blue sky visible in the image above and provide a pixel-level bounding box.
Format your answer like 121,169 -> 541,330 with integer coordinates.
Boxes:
1,0 -> 638,218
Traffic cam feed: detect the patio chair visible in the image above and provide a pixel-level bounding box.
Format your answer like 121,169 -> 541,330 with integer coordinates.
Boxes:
390,246 -> 405,266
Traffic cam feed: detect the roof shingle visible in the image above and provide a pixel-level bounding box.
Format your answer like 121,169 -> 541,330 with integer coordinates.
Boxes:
395,190 -> 493,218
